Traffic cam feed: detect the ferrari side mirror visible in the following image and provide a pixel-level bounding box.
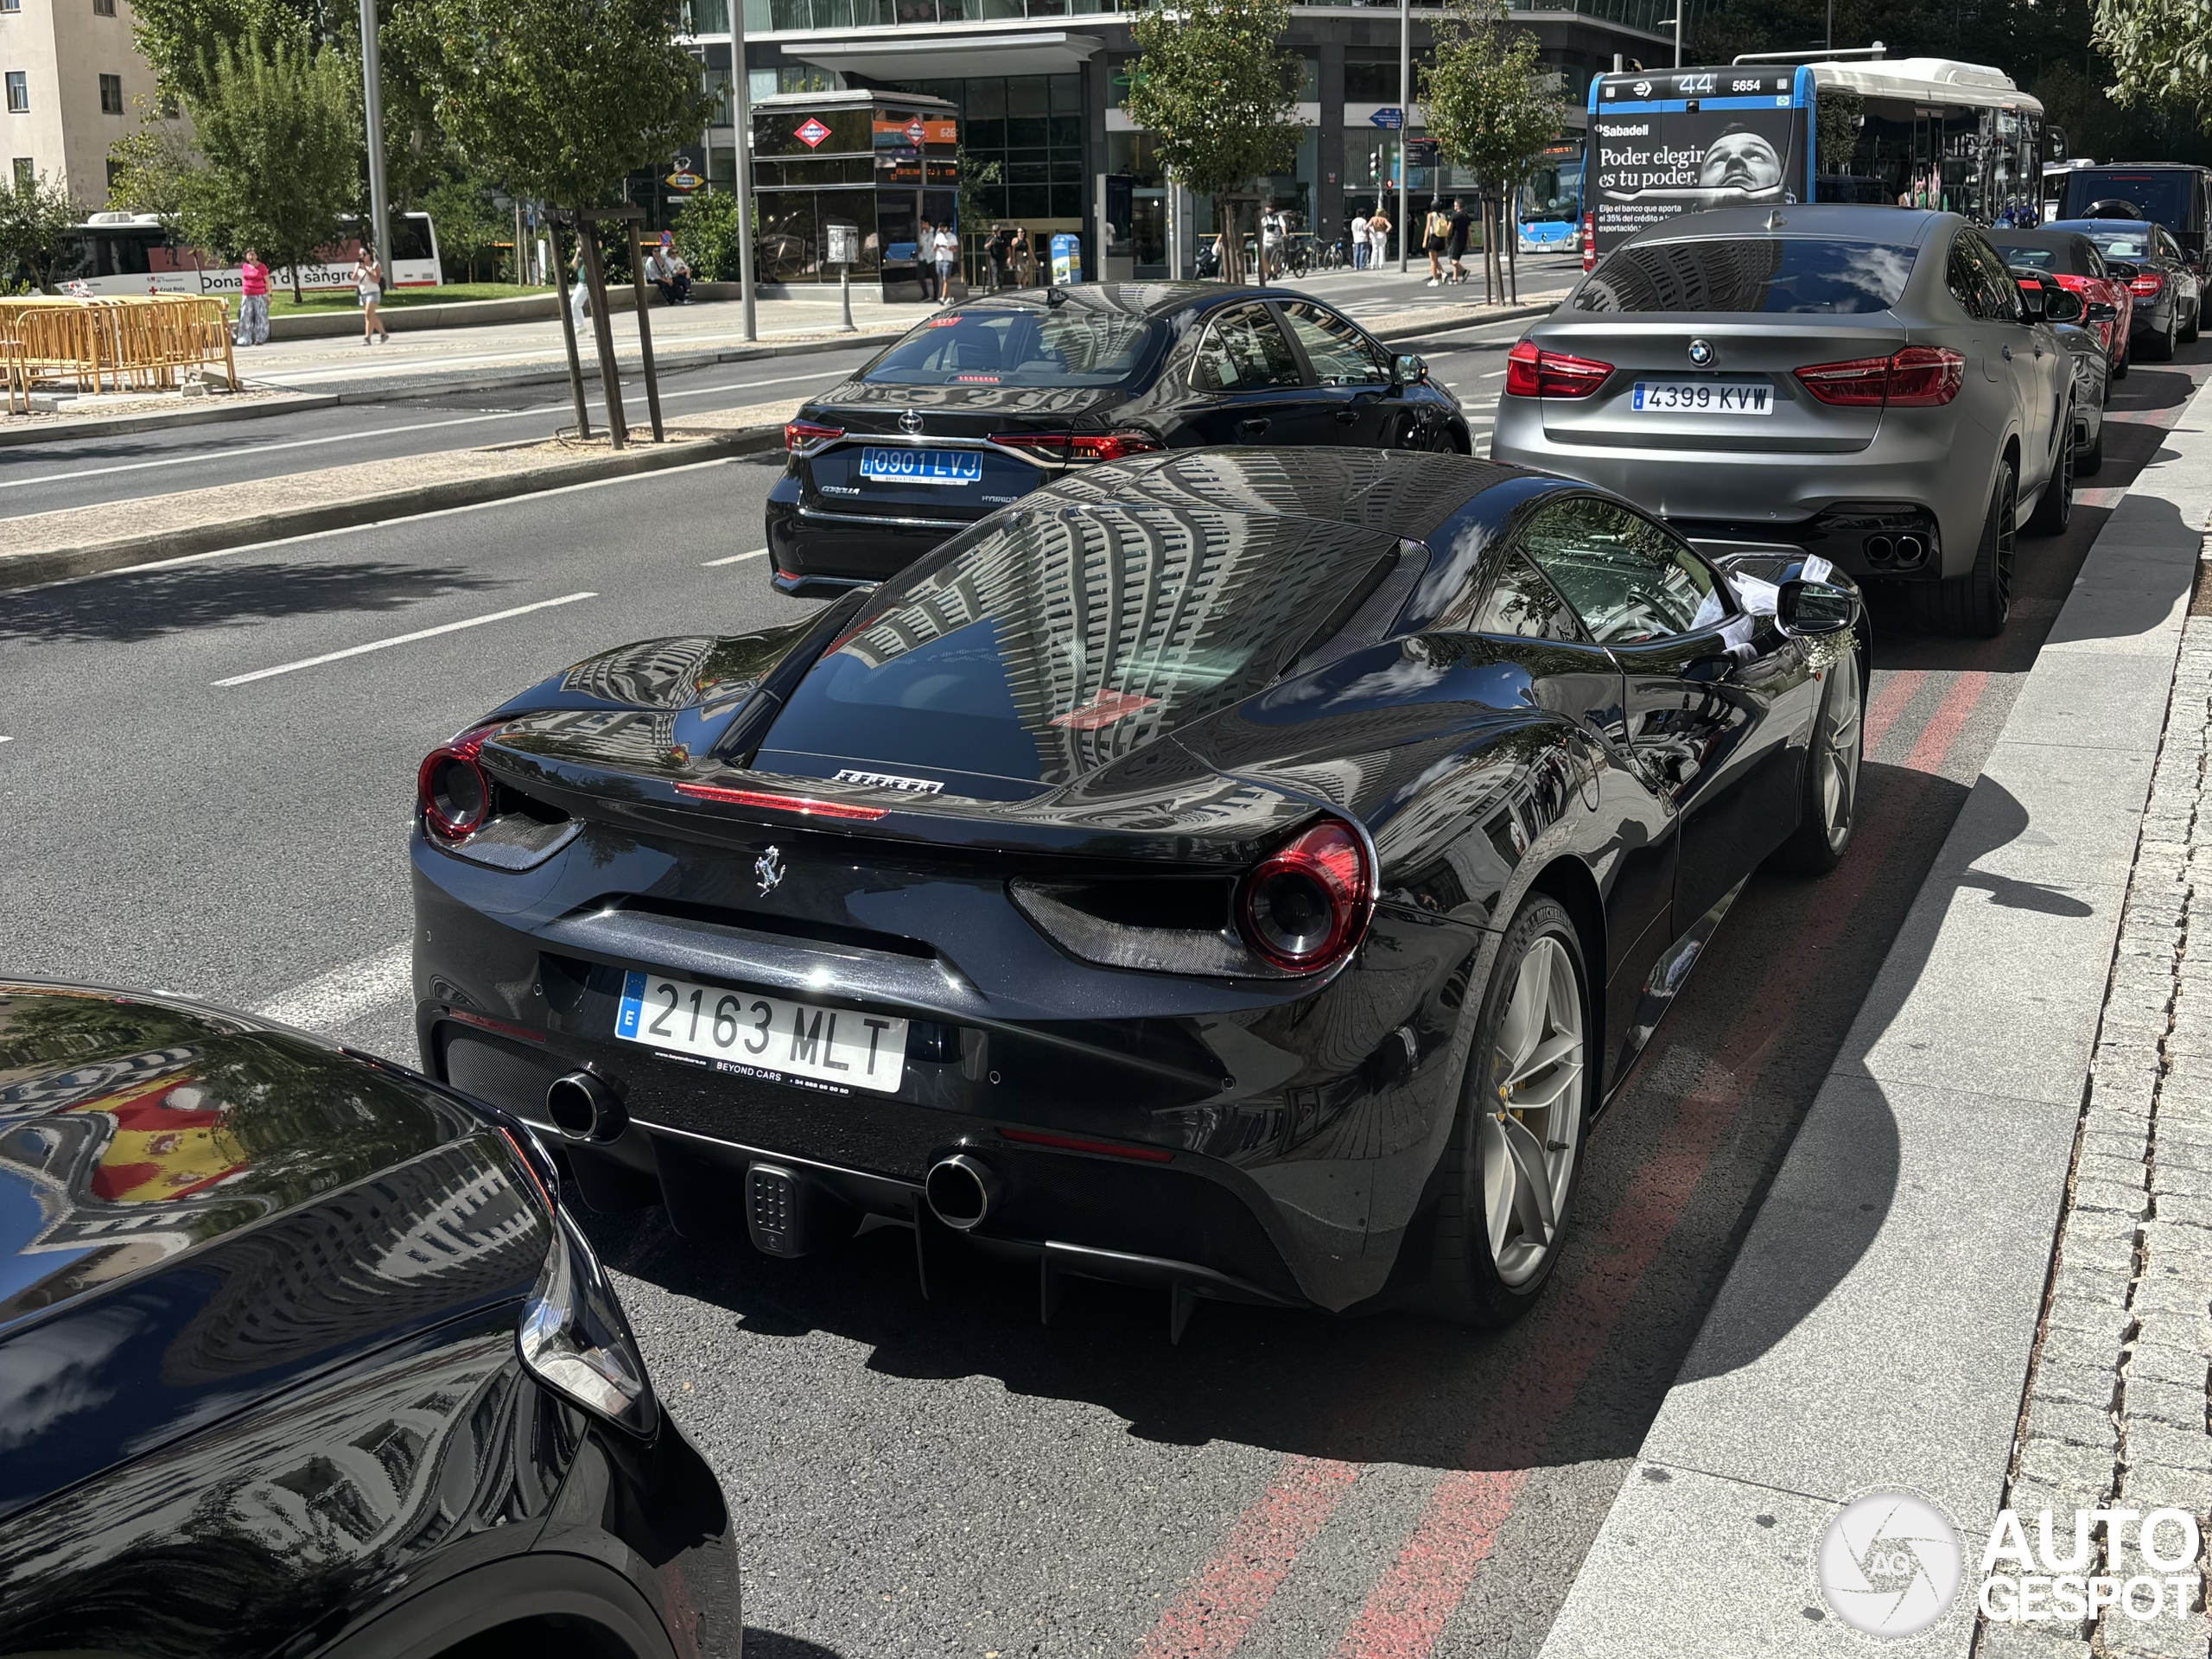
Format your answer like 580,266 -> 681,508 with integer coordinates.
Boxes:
1777,578 -> 1857,637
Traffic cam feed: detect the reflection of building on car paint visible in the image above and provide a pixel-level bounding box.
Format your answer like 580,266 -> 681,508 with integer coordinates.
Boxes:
54,212 -> 443,297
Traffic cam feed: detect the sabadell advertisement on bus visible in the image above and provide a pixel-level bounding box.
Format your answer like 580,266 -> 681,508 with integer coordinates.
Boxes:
1588,104 -> 1806,246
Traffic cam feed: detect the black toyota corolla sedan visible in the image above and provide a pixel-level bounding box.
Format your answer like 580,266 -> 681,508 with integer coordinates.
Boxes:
414,449 -> 1863,1336
0,983 -> 738,1659
763,283 -> 1469,595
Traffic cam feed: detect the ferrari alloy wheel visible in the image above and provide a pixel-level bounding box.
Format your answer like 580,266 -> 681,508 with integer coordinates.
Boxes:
1421,894 -> 1591,1325
1772,642 -> 1864,874
2026,404 -> 2074,537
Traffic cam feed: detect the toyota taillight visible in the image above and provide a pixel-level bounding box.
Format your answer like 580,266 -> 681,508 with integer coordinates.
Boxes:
1504,339 -> 1612,398
1236,818 -> 1374,972
2128,271 -> 2164,297
1795,346 -> 1964,409
785,418 -> 844,454
987,430 -> 1165,463
417,726 -> 496,841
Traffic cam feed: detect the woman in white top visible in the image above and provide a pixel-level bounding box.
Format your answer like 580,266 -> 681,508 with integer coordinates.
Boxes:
353,251 -> 389,346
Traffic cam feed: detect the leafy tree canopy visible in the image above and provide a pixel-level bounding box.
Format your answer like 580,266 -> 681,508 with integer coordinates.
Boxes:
388,0 -> 710,207
1421,0 -> 1565,189
0,169 -> 81,292
2094,0 -> 2212,117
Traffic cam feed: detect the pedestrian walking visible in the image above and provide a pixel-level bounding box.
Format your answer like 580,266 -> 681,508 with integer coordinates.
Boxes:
1423,201 -> 1450,285
233,248 -> 270,346
1350,208 -> 1370,271
931,221 -> 960,304
985,223 -> 1011,290
352,249 -> 389,345
1259,203 -> 1286,281
1446,196 -> 1472,284
1011,226 -> 1035,287
1366,207 -> 1392,270
569,245 -> 589,326
917,219 -> 938,301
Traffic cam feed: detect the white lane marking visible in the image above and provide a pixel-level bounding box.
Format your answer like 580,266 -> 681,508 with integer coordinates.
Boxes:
214,591 -> 597,686
0,368 -> 847,494
249,328 -> 889,387
702,549 -> 768,566
1480,369 -> 1508,378
49,458 -> 741,588
255,941 -> 412,1033
0,735 -> 11,744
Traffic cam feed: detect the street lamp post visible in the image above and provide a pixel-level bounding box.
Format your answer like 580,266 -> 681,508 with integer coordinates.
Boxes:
1397,0 -> 1409,273
727,0 -> 758,342
357,0 -> 391,289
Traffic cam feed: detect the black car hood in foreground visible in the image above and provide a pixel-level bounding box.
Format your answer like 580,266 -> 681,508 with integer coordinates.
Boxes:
0,984 -> 548,1523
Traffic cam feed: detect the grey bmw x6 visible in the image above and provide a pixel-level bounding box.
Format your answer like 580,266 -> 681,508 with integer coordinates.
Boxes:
1491,206 -> 2075,636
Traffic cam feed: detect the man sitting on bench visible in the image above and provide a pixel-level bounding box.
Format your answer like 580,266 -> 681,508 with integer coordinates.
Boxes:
647,232 -> 693,305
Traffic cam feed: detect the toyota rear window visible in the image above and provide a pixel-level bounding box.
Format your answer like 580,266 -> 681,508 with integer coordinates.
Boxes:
861,308 -> 1163,387
1576,238 -> 1917,314
760,508 -> 1402,793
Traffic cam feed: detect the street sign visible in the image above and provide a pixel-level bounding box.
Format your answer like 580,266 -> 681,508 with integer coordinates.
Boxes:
1370,107 -> 1404,130
1405,140 -> 1439,166
665,170 -> 703,191
826,223 -> 859,265
905,118 -> 925,145
795,118 -> 832,149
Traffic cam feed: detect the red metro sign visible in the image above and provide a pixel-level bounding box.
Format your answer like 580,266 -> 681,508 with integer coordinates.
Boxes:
794,118 -> 832,148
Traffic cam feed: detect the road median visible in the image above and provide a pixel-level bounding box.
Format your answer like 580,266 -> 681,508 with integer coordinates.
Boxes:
0,398 -> 801,592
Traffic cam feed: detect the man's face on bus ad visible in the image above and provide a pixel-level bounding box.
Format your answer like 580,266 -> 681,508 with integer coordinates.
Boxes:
1700,130 -> 1783,194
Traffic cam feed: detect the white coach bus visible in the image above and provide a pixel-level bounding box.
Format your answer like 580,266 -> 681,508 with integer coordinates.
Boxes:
52,212 -> 442,296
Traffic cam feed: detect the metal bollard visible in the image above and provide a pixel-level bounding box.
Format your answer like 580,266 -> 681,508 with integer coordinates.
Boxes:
838,263 -> 856,334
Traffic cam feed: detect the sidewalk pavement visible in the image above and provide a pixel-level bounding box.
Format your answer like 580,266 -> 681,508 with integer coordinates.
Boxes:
0,398 -> 800,593
1538,378 -> 2212,1656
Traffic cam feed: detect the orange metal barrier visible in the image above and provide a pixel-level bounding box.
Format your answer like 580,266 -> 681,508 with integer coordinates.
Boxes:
0,295 -> 238,402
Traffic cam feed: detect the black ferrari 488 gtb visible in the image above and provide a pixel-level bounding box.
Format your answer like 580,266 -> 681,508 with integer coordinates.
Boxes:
411,449 -> 1864,1334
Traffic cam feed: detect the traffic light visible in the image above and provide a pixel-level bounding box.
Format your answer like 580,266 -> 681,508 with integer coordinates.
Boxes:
1368,149 -> 1382,185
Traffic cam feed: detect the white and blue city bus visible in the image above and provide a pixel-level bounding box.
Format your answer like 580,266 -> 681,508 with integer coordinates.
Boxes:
1518,139 -> 1585,252
1580,51 -> 2044,265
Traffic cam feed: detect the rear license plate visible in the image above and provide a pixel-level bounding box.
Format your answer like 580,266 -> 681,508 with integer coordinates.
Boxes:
1630,381 -> 1774,414
859,447 -> 982,485
615,969 -> 907,1093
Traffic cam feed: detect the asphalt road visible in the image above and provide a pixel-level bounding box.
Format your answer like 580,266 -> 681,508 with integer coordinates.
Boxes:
0,280 -> 1554,522
4,334 -> 2203,1659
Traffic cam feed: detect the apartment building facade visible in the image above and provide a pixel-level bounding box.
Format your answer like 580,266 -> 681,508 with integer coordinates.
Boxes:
675,0 -> 1670,278
0,0 -> 162,203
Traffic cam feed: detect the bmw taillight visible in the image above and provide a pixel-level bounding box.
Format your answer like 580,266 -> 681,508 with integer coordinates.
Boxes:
1795,346 -> 1964,409
417,726 -> 496,841
785,418 -> 844,454
2128,271 -> 2164,297
1236,818 -> 1374,972
1504,339 -> 1612,398
987,429 -> 1165,463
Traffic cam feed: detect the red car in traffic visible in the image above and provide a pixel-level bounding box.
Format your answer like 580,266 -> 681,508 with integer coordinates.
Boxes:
1993,228 -> 2135,376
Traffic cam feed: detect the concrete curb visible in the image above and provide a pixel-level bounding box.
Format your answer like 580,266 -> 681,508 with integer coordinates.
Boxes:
0,392 -> 342,448
0,424 -> 781,593
1536,376 -> 2212,1658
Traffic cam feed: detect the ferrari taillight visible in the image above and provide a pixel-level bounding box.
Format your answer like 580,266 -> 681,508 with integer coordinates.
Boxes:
988,430 -> 1165,463
784,418 -> 844,454
1236,818 -> 1374,972
418,727 -> 496,841
1795,346 -> 1964,409
1504,339 -> 1612,398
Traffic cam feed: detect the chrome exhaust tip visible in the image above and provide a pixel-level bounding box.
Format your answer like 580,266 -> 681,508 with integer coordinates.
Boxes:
1894,534 -> 1927,569
547,1071 -> 626,1142
924,1153 -> 1001,1231
1864,534 -> 1894,564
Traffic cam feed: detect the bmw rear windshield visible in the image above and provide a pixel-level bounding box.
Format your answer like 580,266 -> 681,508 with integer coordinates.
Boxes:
759,506 -> 1401,795
1576,238 -> 1917,314
861,308 -> 1164,388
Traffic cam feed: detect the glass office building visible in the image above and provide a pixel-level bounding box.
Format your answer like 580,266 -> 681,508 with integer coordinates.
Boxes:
751,90 -> 961,297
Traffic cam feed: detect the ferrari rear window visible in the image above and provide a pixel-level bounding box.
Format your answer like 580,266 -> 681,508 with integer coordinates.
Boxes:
861,308 -> 1161,387
1577,238 -> 1916,314
760,507 -> 1402,792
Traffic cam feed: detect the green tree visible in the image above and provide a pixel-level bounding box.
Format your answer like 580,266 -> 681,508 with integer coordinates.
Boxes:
387,0 -> 709,210
0,168 -> 81,292
176,35 -> 364,302
1121,0 -> 1304,283
671,188 -> 745,281
2095,0 -> 2212,117
1420,0 -> 1564,301
423,173 -> 506,280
